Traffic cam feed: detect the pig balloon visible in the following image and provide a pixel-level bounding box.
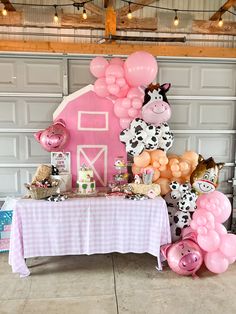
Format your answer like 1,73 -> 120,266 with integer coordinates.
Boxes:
34,119 -> 69,152
142,83 -> 171,126
161,233 -> 203,277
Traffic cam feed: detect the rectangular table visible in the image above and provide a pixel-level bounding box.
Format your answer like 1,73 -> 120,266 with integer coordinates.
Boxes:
9,196 -> 171,277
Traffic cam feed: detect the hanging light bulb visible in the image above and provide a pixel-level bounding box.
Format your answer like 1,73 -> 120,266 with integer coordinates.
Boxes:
82,7 -> 87,20
127,2 -> 132,19
53,5 -> 59,23
2,6 -> 7,16
218,16 -> 223,27
173,10 -> 179,26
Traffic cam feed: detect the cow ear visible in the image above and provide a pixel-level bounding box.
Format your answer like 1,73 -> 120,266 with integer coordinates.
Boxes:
217,162 -> 224,170
161,243 -> 172,259
198,154 -> 204,162
160,83 -> 171,93
34,131 -> 43,142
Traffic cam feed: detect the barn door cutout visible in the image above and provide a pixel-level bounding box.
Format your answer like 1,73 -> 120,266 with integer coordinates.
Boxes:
77,145 -> 108,186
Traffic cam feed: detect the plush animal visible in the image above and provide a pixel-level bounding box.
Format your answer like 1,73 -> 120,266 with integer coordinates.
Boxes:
142,83 -> 172,126
190,154 -> 224,194
32,164 -> 52,184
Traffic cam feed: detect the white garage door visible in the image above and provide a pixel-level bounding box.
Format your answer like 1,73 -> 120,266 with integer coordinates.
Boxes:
0,54 -> 235,230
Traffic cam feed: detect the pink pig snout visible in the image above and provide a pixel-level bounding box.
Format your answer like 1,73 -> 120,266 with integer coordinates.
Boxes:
179,252 -> 201,272
47,134 -> 62,147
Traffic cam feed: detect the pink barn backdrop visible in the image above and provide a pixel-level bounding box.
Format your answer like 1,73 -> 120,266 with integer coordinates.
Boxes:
53,84 -> 125,187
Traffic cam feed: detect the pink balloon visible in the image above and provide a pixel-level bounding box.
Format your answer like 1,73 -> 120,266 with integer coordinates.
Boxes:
105,64 -> 124,79
197,191 -> 231,223
94,78 -> 109,97
90,57 -> 109,78
124,51 -> 158,87
114,99 -> 128,118
110,57 -> 124,66
116,78 -> 126,87
34,119 -> 69,152
128,108 -> 138,118
131,98 -> 142,109
127,87 -> 144,100
106,75 -> 116,85
107,84 -> 120,95
120,118 -> 131,129
192,209 -> 215,229
214,223 -> 227,235
116,84 -> 130,98
122,98 -> 131,108
227,256 -> 236,264
219,234 -> 236,257
204,251 -> 229,274
197,230 -> 221,252
197,226 -> 208,235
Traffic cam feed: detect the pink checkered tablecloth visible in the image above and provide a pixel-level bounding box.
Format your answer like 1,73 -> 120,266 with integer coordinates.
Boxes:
9,196 -> 171,277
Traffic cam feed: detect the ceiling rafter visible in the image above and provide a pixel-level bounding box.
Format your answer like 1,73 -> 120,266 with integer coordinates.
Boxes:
116,0 -> 157,18
83,1 -> 104,16
209,0 -> 236,21
0,0 -> 15,11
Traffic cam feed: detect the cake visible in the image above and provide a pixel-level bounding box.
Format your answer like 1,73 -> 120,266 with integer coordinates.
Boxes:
76,165 -> 96,195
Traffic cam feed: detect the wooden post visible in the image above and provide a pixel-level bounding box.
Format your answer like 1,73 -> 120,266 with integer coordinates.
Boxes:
105,5 -> 116,37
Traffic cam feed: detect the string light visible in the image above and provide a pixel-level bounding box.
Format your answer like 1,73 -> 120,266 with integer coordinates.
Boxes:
53,5 -> 59,23
173,10 -> 179,26
82,7 -> 87,20
127,2 -> 132,19
218,16 -> 223,27
2,6 -> 7,16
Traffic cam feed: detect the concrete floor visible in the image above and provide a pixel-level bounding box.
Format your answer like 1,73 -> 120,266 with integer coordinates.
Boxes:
0,253 -> 235,314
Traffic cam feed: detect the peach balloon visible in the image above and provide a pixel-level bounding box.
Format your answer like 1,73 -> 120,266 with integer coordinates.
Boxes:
153,169 -> 161,181
172,171 -> 182,178
151,150 -> 167,162
171,164 -> 180,172
182,151 -> 199,168
133,151 -> 151,168
160,167 -> 172,179
132,164 -> 143,175
155,178 -> 171,195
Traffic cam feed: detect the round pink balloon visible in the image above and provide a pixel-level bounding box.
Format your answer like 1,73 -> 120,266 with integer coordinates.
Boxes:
219,234 -> 236,257
120,118 -> 131,129
197,230 -> 220,252
90,57 -> 109,78
110,57 -> 124,66
122,98 -> 131,108
105,64 -> 124,79
114,99 -> 129,118
227,256 -> 236,264
106,75 -> 116,85
94,78 -> 109,97
34,119 -> 69,152
127,87 -> 144,100
116,78 -> 126,88
128,108 -> 138,118
214,223 -> 227,235
204,251 -> 229,274
115,84 -> 130,98
132,98 -> 143,109
192,209 -> 215,229
124,51 -> 158,87
196,191 -> 231,223
107,84 -> 120,95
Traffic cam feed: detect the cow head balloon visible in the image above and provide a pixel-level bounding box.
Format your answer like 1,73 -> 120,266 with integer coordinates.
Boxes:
190,155 -> 224,194
142,83 -> 172,126
161,232 -> 203,277
34,119 -> 70,152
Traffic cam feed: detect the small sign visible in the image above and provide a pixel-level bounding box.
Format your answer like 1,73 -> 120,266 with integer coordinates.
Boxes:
51,152 -> 71,174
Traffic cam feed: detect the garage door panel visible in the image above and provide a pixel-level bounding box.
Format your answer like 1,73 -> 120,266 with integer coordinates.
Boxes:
169,101 -> 194,129
24,98 -> 61,128
0,168 -> 20,196
198,101 -> 236,129
168,134 -> 192,155
197,135 -> 234,162
158,63 -> 193,95
25,135 -> 50,162
0,99 -> 17,127
0,59 -> 18,91
0,135 -> 20,162
199,65 -> 236,95
22,59 -> 63,92
69,60 -> 95,93
218,167 -> 234,194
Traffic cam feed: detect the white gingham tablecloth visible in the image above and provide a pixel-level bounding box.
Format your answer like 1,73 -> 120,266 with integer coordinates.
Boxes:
9,196 -> 171,277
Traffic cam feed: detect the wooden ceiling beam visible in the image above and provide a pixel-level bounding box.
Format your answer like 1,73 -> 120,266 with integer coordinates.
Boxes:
116,0 -> 157,18
0,0 -> 16,11
84,2 -> 104,16
0,40 -> 235,58
209,0 -> 236,21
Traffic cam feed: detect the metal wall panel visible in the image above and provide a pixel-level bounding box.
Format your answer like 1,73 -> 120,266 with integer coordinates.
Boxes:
0,168 -> 21,196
